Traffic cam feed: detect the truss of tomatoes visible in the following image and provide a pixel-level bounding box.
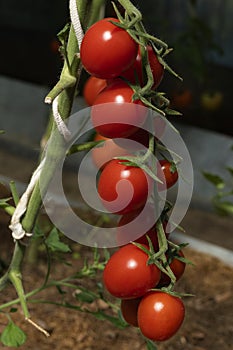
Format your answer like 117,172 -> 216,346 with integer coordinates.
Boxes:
80,17 -> 186,342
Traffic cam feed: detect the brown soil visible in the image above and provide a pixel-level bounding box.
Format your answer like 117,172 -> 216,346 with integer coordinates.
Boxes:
0,200 -> 233,350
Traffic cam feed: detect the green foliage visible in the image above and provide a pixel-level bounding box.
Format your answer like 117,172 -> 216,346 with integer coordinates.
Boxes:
203,151 -> 233,216
202,172 -> 225,190
45,228 -> 71,253
146,339 -> 158,350
0,320 -> 26,347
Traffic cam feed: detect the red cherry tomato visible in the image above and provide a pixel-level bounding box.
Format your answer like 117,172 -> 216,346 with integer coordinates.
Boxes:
91,133 -> 127,170
159,250 -> 186,286
117,206 -> 169,248
120,298 -> 141,327
83,76 -> 107,106
157,160 -> 178,191
103,244 -> 161,299
97,159 -> 153,214
122,45 -> 164,88
137,291 -> 185,341
91,79 -> 146,139
80,18 -> 138,79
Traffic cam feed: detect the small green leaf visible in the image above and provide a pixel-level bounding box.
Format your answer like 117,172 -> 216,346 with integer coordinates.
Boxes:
45,228 -> 71,253
226,167 -> 233,177
0,321 -> 26,347
202,172 -> 225,189
75,288 -> 99,303
9,308 -> 18,313
89,310 -> 127,329
214,200 -> 233,216
57,23 -> 70,46
146,338 -> 158,350
164,107 -> 182,116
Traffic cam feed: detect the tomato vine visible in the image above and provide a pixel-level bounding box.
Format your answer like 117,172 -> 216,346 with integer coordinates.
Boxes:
0,0 -> 193,348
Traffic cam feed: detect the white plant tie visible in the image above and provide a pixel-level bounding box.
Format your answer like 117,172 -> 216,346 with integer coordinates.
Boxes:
69,0 -> 84,49
9,158 -> 46,240
52,96 -> 71,141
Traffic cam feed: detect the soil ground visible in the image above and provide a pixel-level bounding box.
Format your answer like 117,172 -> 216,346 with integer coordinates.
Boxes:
0,148 -> 233,350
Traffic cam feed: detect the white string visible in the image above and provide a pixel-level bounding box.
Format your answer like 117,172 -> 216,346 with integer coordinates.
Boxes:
10,0 -> 84,240
69,0 -> 84,49
9,158 -> 46,240
52,96 -> 71,141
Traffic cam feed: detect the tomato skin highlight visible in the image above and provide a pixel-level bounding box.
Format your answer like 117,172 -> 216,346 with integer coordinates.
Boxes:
103,244 -> 161,299
91,79 -> 146,139
83,76 -> 107,106
80,18 -> 138,79
137,292 -> 185,341
97,159 -> 153,214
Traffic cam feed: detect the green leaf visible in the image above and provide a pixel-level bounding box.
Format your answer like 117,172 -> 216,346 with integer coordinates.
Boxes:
164,107 -> 182,116
226,167 -> 233,177
202,172 -> 225,189
0,321 -> 26,347
89,310 -> 127,329
45,228 -> 71,253
9,308 -> 18,313
214,200 -> 233,216
75,288 -> 99,303
146,339 -> 158,350
57,23 -> 70,46
0,130 -> 5,135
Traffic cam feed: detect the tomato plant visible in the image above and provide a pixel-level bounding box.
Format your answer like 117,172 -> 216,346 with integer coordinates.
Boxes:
0,0 -> 193,347
157,159 -> 178,191
117,208 -> 169,248
80,17 -> 138,79
83,76 -> 107,106
122,45 -> 164,88
159,250 -> 186,286
103,244 -> 161,299
97,159 -> 153,214
137,291 -> 185,341
91,79 -> 147,138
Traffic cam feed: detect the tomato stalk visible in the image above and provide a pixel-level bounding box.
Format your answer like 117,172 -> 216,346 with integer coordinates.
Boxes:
0,0 -> 107,330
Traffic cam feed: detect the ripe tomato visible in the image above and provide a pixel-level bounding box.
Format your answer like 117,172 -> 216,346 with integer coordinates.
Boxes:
157,160 -> 178,191
137,291 -> 185,341
97,159 -> 153,214
120,298 -> 141,327
159,250 -> 186,286
80,18 -> 138,79
103,244 -> 161,299
91,133 -> 127,170
83,76 -> 107,106
91,79 -> 147,139
116,206 -> 169,248
122,45 -> 164,88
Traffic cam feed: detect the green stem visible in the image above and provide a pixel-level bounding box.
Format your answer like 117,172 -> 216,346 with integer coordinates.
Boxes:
0,0 -> 106,319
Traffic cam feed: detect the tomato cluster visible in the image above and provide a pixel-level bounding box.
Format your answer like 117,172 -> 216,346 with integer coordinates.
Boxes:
103,211 -> 186,341
80,16 -> 186,344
